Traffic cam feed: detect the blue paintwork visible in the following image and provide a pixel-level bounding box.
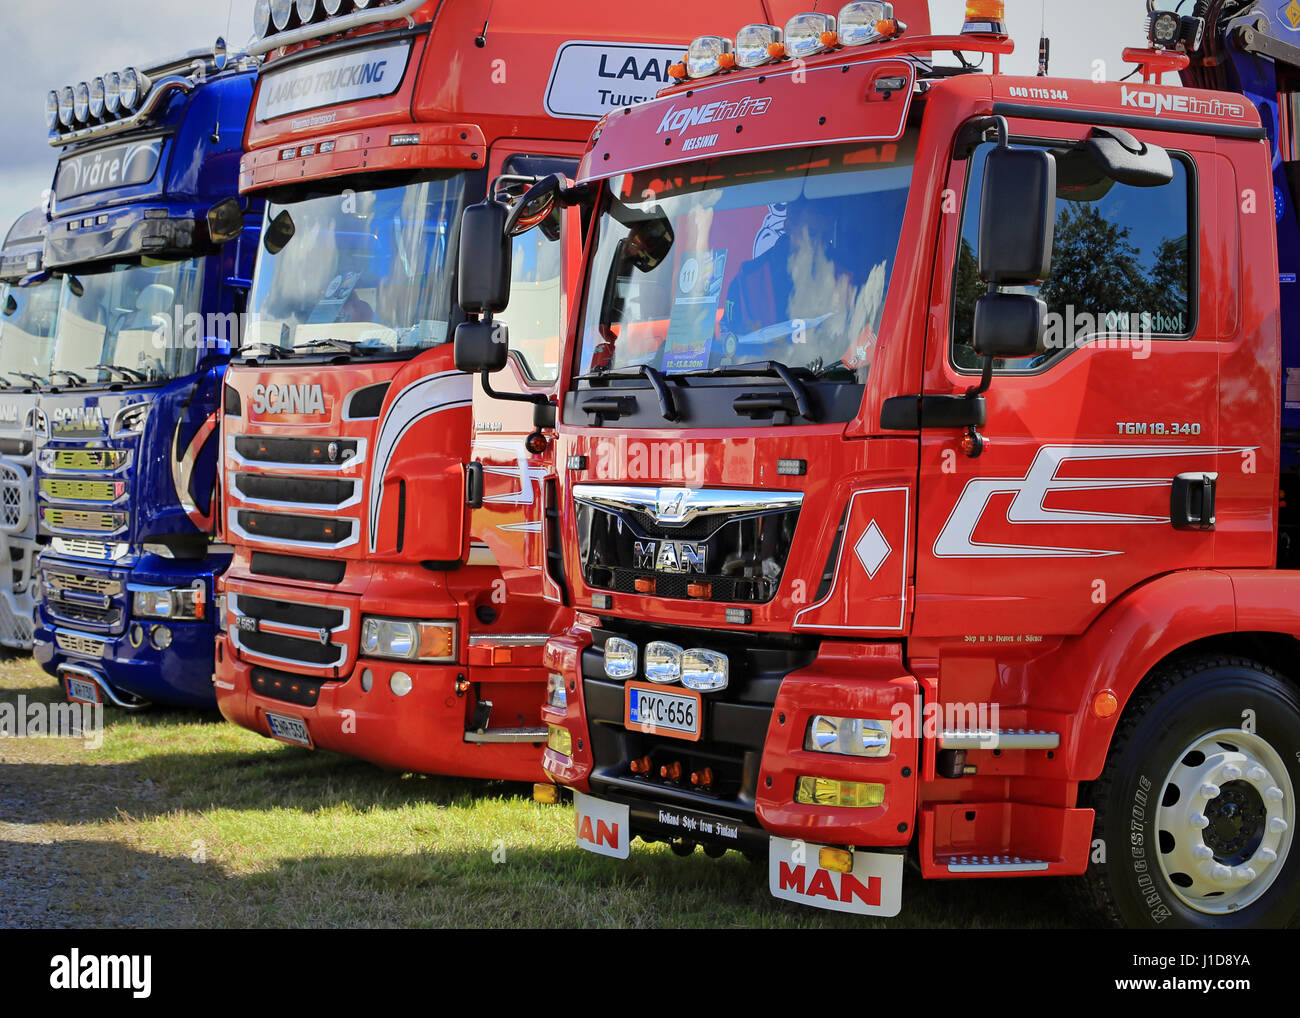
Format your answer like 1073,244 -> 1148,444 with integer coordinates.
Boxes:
34,57 -> 261,709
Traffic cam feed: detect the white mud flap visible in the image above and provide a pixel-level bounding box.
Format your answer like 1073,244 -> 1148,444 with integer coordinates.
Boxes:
768,836 -> 904,916
573,791 -> 631,859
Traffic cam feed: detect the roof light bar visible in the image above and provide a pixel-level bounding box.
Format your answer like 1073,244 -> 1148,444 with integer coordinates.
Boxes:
250,0 -> 422,54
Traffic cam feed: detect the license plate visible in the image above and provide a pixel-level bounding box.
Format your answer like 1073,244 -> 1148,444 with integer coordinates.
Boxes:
265,711 -> 312,748
65,676 -> 100,705
237,615 -> 258,633
624,681 -> 702,741
573,792 -> 630,859
768,836 -> 904,917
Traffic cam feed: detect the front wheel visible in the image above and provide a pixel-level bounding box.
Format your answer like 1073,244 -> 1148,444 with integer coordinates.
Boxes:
1079,655 -> 1299,928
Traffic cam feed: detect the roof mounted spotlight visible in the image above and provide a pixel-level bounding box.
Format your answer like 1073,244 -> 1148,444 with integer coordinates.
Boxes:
253,0 -> 271,39
784,12 -> 837,59
104,71 -> 121,114
88,77 -> 106,119
295,0 -> 319,24
119,67 -> 150,111
838,2 -> 898,46
736,24 -> 782,67
322,0 -> 347,13
58,86 -> 75,127
686,35 -> 734,78
45,90 -> 60,131
73,82 -> 90,123
271,0 -> 296,32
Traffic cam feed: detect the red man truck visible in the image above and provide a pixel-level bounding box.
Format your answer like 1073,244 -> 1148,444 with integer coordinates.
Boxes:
457,0 -> 1300,926
215,0 -> 799,780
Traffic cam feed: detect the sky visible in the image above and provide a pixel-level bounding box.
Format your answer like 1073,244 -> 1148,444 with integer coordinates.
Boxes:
0,0 -> 1160,236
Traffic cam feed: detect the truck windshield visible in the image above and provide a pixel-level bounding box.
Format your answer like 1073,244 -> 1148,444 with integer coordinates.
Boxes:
49,257 -> 206,385
0,277 -> 59,384
576,136 -> 916,382
244,174 -> 469,357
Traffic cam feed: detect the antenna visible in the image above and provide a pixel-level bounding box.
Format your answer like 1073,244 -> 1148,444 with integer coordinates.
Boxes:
1037,0 -> 1050,76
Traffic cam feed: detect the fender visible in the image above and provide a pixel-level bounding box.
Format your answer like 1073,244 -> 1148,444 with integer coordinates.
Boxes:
1066,569 -> 1236,781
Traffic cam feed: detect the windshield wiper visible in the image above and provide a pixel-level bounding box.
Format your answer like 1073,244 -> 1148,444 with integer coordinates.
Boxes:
6,372 -> 45,389
575,363 -> 679,421
679,360 -> 817,422
49,369 -> 88,386
239,342 -> 288,361
90,363 -> 146,383
292,338 -> 376,356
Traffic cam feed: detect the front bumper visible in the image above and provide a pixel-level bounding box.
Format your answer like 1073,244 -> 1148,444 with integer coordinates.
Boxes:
214,638 -> 548,782
35,553 -> 224,709
541,625 -> 921,850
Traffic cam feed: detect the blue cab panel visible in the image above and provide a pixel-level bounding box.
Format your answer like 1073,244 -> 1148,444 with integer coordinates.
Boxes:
33,44 -> 262,709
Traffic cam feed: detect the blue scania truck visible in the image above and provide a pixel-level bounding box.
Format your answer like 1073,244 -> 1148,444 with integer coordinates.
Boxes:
33,40 -> 261,709
0,208 -> 58,650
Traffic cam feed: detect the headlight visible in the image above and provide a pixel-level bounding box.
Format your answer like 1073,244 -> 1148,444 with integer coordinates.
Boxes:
681,648 -> 728,691
603,636 -> 637,679
58,86 -> 75,127
110,402 -> 148,438
805,715 -> 892,757
686,35 -> 733,78
546,672 -> 567,709
89,77 -> 106,119
104,72 -> 121,114
644,640 -> 683,684
132,584 -> 205,621
45,91 -> 60,130
360,616 -> 456,662
271,0 -> 296,31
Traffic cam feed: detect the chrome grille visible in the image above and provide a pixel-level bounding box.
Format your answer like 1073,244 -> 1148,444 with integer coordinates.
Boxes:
44,571 -> 122,596
55,631 -> 107,657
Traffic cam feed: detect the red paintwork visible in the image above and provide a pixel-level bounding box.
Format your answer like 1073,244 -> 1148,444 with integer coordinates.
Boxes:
218,0 -> 810,778
542,26 -> 1291,878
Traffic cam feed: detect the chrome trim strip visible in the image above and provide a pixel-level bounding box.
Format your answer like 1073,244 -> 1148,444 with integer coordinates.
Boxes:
227,593 -> 350,641
467,634 -> 551,647
225,506 -> 360,552
227,473 -> 361,512
572,484 -> 803,528
225,432 -> 368,473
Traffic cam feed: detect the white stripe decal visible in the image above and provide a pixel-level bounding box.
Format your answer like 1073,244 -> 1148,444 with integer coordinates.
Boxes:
367,371 -> 472,551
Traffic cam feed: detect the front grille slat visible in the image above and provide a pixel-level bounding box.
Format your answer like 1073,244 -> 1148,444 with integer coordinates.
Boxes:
234,473 -> 356,507
236,510 -> 352,546
237,628 -> 342,666
234,435 -> 358,466
55,631 -> 107,657
233,593 -> 344,630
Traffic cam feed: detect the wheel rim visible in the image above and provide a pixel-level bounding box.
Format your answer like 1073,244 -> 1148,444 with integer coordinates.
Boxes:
1155,727 -> 1294,915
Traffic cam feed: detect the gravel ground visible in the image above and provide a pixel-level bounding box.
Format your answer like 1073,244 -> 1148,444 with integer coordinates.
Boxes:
0,657 -> 202,929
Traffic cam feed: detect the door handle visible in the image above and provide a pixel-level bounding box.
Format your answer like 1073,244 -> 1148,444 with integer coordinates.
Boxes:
465,461 -> 484,509
1170,471 -> 1217,530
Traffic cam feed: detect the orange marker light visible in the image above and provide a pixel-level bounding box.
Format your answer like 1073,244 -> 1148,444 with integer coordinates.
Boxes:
875,18 -> 899,38
634,577 -> 655,594
718,52 -> 736,69
668,62 -> 688,80
963,0 -> 1007,35
819,30 -> 838,47
767,42 -> 786,59
660,761 -> 683,781
630,755 -> 652,774
686,582 -> 712,599
1093,689 -> 1119,718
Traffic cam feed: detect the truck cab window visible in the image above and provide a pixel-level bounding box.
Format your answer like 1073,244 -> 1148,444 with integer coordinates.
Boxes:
951,141 -> 1193,372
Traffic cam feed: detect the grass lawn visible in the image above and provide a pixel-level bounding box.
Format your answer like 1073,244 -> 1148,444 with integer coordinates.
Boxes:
0,654 -> 1082,928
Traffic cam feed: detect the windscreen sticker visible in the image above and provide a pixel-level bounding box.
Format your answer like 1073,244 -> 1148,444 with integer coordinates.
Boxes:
255,40 -> 412,122
661,249 -> 727,373
54,139 -> 163,200
545,41 -> 684,120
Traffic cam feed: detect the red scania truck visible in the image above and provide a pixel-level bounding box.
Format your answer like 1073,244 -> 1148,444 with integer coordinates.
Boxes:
215,0 -> 794,779
458,0 -> 1300,926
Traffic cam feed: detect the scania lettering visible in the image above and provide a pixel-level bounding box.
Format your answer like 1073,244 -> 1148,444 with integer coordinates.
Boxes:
33,41 -> 263,711
214,0 -> 779,781
471,1 -> 1300,927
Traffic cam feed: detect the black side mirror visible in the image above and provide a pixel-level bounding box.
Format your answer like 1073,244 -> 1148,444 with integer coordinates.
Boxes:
454,318 -> 509,374
974,291 -> 1046,360
263,210 -> 296,256
1084,126 -> 1173,188
3,294 -> 16,316
458,200 -> 512,315
207,197 -> 244,245
978,146 -> 1056,285
67,275 -> 84,299
505,173 -> 564,240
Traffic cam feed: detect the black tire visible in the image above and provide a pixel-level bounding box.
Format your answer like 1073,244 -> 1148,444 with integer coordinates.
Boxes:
1077,655 -> 1300,929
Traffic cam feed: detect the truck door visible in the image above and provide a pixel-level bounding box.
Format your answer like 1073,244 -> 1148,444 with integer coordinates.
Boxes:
468,144 -> 582,609
913,126 -> 1226,637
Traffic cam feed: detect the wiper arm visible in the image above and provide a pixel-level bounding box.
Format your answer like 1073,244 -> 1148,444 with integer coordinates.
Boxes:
6,372 -> 45,389
239,342 -> 287,360
90,363 -> 146,383
576,364 -> 679,421
50,369 -> 88,386
680,360 -> 816,422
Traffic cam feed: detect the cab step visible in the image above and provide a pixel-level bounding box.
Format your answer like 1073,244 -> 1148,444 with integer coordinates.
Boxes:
937,728 -> 1060,750
918,802 -> 1093,879
463,726 -> 548,744
942,855 -> 1050,873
